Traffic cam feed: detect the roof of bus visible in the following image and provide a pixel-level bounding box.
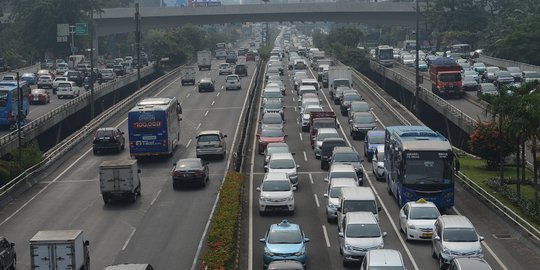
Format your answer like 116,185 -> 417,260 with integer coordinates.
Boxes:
400,140 -> 452,152
386,126 -> 451,151
0,80 -> 28,89
130,97 -> 176,112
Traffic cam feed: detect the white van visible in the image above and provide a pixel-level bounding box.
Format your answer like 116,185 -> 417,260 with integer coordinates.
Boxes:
337,186 -> 381,232
56,81 -> 80,99
361,249 -> 406,270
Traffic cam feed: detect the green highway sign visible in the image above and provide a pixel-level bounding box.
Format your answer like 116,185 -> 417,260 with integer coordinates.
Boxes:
75,23 -> 88,36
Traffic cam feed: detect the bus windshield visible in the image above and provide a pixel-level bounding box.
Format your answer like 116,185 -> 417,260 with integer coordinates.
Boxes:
404,155 -> 453,185
379,49 -> 394,60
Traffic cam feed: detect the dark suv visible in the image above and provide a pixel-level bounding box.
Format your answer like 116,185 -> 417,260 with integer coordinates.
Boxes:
225,53 -> 237,64
235,64 -> 248,77
198,78 -> 215,92
93,127 -> 125,154
0,237 -> 16,270
66,70 -> 83,86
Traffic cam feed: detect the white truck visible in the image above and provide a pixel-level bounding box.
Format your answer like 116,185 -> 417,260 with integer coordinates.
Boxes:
99,159 -> 141,204
328,66 -> 353,96
181,66 -> 196,86
197,50 -> 212,71
30,230 -> 90,270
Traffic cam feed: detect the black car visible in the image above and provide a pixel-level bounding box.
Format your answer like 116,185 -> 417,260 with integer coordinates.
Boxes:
235,64 -> 248,77
113,64 -> 125,76
198,78 -> 215,92
65,70 -> 83,86
0,237 -> 16,270
92,127 -> 125,154
320,138 -> 347,170
172,158 -> 209,188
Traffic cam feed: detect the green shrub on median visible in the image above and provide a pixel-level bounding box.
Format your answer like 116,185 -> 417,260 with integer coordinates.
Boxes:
201,172 -> 243,270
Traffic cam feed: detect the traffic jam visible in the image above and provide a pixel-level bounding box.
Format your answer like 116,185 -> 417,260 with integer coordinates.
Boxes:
251,31 -> 492,270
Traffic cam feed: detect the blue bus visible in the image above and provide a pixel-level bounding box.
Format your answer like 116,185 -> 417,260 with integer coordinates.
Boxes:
384,126 -> 455,209
128,97 -> 182,157
0,80 -> 30,129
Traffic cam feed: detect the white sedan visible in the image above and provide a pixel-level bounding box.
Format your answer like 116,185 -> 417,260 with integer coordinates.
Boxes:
398,199 -> 440,241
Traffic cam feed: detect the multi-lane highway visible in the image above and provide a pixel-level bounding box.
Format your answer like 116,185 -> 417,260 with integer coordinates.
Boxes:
0,57 -> 257,269
243,55 -> 540,270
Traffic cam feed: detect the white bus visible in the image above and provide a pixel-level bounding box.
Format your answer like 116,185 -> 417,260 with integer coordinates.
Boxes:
375,45 -> 395,67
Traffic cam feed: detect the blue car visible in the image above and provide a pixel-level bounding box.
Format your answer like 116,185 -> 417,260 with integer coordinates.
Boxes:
363,130 -> 385,162
260,219 -> 310,268
20,73 -> 37,85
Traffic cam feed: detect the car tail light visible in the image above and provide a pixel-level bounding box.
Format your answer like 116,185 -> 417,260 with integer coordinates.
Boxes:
173,171 -> 182,177
193,170 -> 204,176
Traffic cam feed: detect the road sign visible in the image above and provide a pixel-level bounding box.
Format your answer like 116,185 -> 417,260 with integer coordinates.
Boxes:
75,23 -> 88,36
57,24 -> 69,36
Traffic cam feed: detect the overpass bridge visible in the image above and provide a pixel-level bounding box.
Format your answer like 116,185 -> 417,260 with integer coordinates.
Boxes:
94,2 -> 416,36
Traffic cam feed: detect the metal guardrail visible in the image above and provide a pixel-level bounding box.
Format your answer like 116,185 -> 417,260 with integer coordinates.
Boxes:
370,61 -> 477,133
0,65 -> 154,151
457,172 -> 540,242
479,55 -> 540,74
0,65 -> 179,201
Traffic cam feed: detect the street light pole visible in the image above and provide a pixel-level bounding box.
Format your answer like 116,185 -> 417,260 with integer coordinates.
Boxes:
414,0 -> 421,116
16,71 -> 22,168
135,3 -> 141,90
90,4 -> 95,119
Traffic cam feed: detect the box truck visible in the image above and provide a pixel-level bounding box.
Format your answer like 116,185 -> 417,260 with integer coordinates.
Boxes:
30,230 -> 90,270
197,50 -> 212,71
99,159 -> 141,204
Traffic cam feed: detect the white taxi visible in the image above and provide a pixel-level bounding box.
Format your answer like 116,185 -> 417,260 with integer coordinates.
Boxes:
398,198 -> 441,241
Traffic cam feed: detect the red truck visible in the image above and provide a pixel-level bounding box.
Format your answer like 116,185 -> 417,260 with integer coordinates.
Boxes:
309,111 -> 339,147
429,57 -> 464,98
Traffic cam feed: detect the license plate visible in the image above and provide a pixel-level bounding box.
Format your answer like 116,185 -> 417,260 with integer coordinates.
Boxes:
422,233 -> 433,237
34,97 -> 39,101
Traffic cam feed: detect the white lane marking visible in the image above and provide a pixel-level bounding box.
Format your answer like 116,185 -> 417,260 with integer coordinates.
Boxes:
211,100 -> 215,106
204,110 -> 209,116
299,133 -> 303,141
186,139 -> 192,148
309,173 -> 314,185
291,90 -> 294,94
221,86 -> 224,90
217,92 -> 220,97
303,151 -> 307,161
150,189 -> 162,206
296,119 -> 299,125
292,97 -> 295,102
294,106 -> 297,112
193,62 -> 258,270
122,227 -> 136,250
452,207 -> 508,270
315,70 -> 421,270
186,93 -> 191,98
322,225 -> 331,248
314,193 -> 320,208
196,123 -> 201,130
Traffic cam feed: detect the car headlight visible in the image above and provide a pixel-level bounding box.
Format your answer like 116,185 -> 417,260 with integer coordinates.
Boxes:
344,244 -> 353,251
377,242 -> 384,249
442,247 -> 451,255
477,247 -> 483,255
407,223 -> 416,229
265,250 -> 275,256
288,195 -> 294,201
294,250 -> 305,256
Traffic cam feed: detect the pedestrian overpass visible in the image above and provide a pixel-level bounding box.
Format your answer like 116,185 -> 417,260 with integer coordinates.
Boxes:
94,2 -> 416,36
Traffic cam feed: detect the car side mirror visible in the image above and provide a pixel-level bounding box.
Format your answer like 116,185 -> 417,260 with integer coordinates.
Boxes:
338,232 -> 344,238
349,119 -> 352,123
434,236 -> 441,241
264,165 -> 268,169
292,186 -> 297,191
304,237 -> 310,242
291,152 -> 296,155
479,236 -> 484,241
324,177 -> 329,182
256,187 -> 261,192
378,206 -> 382,212
383,232 -> 388,237
256,134 -> 260,138
10,243 -> 14,247
259,238 -> 266,243
84,240 -> 90,246
296,165 -> 300,168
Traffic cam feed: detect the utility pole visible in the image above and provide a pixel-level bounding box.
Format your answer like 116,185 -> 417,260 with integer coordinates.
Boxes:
414,0 -> 421,116
16,72 -> 22,168
135,3 -> 141,90
90,3 -> 95,119
70,25 -> 76,56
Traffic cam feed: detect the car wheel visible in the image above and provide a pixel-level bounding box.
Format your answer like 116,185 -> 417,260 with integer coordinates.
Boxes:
102,195 -> 110,204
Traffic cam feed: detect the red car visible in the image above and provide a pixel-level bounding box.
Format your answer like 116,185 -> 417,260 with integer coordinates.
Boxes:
257,128 -> 288,154
29,88 -> 50,104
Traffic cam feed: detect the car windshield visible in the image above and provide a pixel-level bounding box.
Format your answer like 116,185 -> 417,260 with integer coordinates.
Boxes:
342,200 -> 377,214
525,72 -> 540,78
262,180 -> 291,191
318,132 -> 339,141
219,64 -> 229,69
368,135 -> 384,144
177,159 -> 201,169
267,147 -> 288,156
96,130 -> 113,137
263,114 -> 282,124
331,172 -> 357,179
343,94 -> 362,102
198,134 -> 220,142
261,129 -> 283,137
226,77 -> 238,82
350,102 -> 370,112
270,159 -> 295,169
333,153 -> 360,162
267,229 -> 302,244
263,91 -> 282,98
443,228 -> 478,242
346,224 -> 381,238
265,102 -> 282,110
353,115 -> 375,124
409,207 -> 440,220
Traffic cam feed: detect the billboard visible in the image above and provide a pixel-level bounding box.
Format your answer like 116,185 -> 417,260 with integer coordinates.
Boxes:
162,0 -> 188,7
190,0 -> 222,6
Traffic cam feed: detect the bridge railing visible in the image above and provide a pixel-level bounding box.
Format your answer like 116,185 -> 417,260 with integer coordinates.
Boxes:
370,61 -> 477,133
0,65 -> 155,151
